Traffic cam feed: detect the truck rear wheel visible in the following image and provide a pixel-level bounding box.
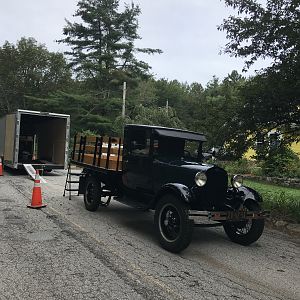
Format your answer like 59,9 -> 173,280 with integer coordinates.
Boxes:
84,176 -> 101,211
223,202 -> 265,246
154,194 -> 193,253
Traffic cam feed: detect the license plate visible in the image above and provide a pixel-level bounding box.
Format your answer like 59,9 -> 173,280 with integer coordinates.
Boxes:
226,210 -> 247,221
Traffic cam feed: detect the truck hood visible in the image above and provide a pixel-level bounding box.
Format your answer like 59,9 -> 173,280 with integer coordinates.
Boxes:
163,159 -> 215,173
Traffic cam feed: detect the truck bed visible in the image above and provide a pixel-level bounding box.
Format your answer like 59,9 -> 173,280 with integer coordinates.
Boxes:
71,134 -> 123,174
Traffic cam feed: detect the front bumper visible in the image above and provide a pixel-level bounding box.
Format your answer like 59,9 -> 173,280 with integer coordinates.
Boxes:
189,210 -> 270,223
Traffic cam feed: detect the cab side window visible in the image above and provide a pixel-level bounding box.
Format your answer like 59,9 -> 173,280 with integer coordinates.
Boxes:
153,137 -> 184,158
128,129 -> 151,157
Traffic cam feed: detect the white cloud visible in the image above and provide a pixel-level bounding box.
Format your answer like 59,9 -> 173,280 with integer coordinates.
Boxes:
0,0 -> 271,85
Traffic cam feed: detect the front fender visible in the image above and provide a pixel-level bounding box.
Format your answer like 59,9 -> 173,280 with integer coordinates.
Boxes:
154,183 -> 193,208
237,186 -> 263,204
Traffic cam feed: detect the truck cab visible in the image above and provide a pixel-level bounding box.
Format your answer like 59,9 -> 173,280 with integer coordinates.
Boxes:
73,125 -> 268,253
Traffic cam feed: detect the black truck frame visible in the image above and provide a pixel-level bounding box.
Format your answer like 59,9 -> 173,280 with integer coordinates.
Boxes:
69,124 -> 269,253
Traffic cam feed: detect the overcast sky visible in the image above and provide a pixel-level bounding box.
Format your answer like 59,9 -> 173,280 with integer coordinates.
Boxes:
0,0 -> 270,85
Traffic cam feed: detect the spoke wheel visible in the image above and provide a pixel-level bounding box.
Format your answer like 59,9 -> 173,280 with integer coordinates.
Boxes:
159,204 -> 181,242
154,194 -> 193,253
84,176 -> 101,211
223,202 -> 265,246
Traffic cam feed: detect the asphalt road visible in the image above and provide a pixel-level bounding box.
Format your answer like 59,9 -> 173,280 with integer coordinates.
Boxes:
0,170 -> 299,300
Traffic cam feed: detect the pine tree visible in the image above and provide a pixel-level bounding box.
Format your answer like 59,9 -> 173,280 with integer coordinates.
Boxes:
58,0 -> 162,93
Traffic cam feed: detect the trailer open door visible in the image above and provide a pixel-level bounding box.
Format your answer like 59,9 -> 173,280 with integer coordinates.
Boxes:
4,114 -> 18,167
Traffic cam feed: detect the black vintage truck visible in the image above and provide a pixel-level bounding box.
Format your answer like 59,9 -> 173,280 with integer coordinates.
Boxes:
68,124 -> 268,253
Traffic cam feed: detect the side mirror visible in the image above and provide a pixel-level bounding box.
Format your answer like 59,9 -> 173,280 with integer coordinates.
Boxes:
209,147 -> 218,158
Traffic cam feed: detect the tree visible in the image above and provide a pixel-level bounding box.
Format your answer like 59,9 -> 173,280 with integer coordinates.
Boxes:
238,71 -> 300,140
131,105 -> 185,128
0,37 -> 71,115
58,0 -> 162,92
219,0 -> 300,142
219,0 -> 300,71
26,91 -> 121,135
112,105 -> 184,137
128,79 -> 158,107
191,72 -> 248,156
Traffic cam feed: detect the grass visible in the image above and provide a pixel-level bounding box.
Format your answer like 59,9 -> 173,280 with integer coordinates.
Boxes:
244,179 -> 300,223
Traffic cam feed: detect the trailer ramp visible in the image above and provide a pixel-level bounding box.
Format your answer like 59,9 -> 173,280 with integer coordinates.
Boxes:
23,164 -> 47,183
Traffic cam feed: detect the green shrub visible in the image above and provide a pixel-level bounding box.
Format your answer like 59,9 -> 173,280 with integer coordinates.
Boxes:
218,158 -> 253,175
261,147 -> 300,178
262,191 -> 300,223
244,180 -> 300,223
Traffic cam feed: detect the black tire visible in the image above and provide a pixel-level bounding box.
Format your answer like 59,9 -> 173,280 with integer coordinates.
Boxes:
223,201 -> 265,246
154,194 -> 193,253
84,176 -> 101,212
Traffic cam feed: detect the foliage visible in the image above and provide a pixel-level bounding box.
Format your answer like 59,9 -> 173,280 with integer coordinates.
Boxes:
128,79 -> 158,107
131,105 -> 185,128
218,158 -> 253,175
220,148 -> 300,179
237,71 -> 300,144
112,103 -> 185,137
219,0 -> 300,72
219,0 -> 300,142
245,179 -> 300,223
0,37 -> 71,115
25,91 -> 116,136
143,72 -> 248,158
261,146 -> 300,178
80,129 -> 98,136
58,0 -> 162,91
112,115 -> 132,136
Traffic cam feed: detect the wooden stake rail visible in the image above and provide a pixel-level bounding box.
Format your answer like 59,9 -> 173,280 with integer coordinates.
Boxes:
71,134 -> 123,171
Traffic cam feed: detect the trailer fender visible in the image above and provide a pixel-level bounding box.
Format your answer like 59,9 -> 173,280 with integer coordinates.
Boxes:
154,183 -> 193,208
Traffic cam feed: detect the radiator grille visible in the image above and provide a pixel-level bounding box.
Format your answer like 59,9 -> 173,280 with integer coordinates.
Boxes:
194,167 -> 228,210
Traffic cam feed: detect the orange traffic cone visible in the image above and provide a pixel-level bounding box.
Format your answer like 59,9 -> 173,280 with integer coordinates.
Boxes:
27,170 -> 47,209
0,157 -> 3,176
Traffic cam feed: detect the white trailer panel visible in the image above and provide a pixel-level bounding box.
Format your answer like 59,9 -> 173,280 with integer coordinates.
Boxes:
0,109 -> 70,170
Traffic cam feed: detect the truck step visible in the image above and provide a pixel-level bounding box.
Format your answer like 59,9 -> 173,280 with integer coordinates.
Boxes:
65,189 -> 79,192
66,181 -> 80,184
68,172 -> 83,176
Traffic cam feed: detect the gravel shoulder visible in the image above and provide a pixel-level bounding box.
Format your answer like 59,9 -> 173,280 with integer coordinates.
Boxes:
0,170 -> 299,300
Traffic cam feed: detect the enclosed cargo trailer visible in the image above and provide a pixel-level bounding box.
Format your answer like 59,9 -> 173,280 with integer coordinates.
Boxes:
0,109 -> 70,170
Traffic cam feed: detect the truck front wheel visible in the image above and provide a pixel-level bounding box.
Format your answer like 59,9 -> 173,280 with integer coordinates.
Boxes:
154,194 -> 193,253
223,201 -> 265,245
84,176 -> 101,212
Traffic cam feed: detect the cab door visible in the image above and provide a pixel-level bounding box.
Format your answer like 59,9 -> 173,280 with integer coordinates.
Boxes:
122,128 -> 153,198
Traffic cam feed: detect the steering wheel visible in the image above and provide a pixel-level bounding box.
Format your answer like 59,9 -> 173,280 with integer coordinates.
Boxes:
184,150 -> 192,158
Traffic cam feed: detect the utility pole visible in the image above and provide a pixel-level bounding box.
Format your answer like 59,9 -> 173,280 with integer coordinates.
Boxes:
166,100 -> 169,115
122,82 -> 127,118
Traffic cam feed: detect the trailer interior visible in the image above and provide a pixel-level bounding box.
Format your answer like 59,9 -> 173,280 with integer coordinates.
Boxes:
18,114 -> 67,169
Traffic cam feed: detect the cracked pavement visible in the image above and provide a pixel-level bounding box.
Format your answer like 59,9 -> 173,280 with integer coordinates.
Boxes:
0,170 -> 299,299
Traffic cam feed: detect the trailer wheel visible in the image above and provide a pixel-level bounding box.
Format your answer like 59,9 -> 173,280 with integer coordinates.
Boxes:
84,176 -> 101,211
154,194 -> 193,253
223,202 -> 265,246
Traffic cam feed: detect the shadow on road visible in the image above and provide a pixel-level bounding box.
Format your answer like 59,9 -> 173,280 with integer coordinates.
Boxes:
89,201 -> 233,246
3,167 -> 65,177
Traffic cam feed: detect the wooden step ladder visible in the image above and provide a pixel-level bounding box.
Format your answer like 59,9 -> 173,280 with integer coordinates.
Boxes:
63,161 -> 83,200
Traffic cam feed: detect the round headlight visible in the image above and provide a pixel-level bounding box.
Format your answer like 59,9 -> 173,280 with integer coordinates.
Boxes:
195,172 -> 207,187
232,175 -> 243,188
